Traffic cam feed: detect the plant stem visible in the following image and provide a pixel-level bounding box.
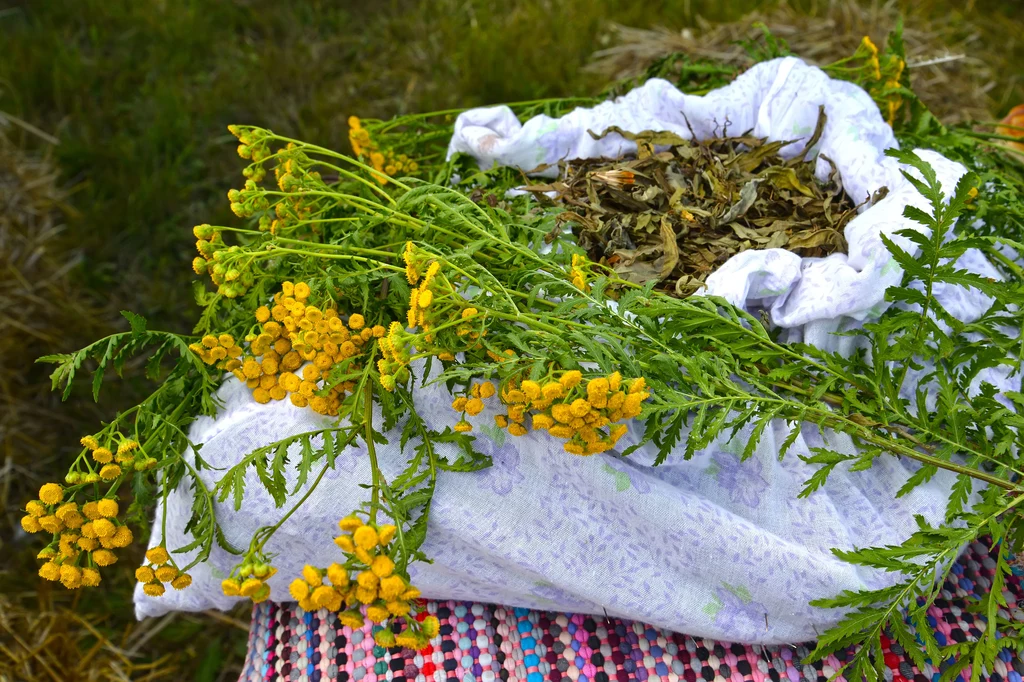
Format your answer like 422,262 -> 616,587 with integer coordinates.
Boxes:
252,428 -> 361,554
364,381 -> 380,525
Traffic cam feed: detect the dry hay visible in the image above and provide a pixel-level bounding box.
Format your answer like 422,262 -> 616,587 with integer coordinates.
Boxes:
0,120 -> 105,536
0,590 -> 251,682
587,0 -> 1014,124
0,113 -> 251,682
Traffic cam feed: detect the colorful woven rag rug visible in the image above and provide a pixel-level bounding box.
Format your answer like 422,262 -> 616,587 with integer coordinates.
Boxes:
240,541 -> 1024,682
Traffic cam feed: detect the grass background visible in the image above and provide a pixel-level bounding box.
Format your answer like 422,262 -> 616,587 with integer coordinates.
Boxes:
1,0 -> 1022,679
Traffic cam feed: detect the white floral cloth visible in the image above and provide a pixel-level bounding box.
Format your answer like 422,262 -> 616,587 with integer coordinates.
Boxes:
135,58 -> 1017,644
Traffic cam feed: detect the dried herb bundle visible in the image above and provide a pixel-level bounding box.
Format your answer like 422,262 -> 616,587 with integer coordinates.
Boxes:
533,110 -> 876,296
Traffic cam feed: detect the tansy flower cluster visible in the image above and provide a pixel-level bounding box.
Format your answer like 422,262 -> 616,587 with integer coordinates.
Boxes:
376,245 -> 465,391
189,332 -> 243,371
876,54 -> 906,126
225,126 -> 329,246
222,556 -> 278,603
288,515 -> 436,648
835,37 -> 908,126
136,546 -> 192,596
64,434 -> 155,484
228,124 -> 272,182
402,242 -> 450,336
451,382 -> 495,433
348,117 -> 418,185
194,281 -> 386,417
268,144 -> 331,239
192,223 -> 255,299
455,370 -> 650,455
569,253 -> 589,291
858,36 -> 883,81
394,244 -> 490,356
24,482 -> 135,589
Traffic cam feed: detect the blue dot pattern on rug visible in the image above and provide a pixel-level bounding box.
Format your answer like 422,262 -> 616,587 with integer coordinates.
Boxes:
239,540 -> 1024,682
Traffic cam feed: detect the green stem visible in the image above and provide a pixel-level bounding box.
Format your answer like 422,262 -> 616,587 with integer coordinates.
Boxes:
252,427 -> 362,553
364,381 -> 381,525
272,238 -> 399,260
264,246 -> 404,272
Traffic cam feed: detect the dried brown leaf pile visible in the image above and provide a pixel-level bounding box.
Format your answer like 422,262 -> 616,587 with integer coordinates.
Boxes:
531,111 -> 874,296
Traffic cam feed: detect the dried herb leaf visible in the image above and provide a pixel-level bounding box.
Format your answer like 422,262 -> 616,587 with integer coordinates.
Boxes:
556,112 -> 877,296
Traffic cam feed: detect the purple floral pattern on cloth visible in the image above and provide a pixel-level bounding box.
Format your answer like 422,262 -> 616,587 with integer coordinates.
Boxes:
710,451 -> 770,510
471,428 -> 525,496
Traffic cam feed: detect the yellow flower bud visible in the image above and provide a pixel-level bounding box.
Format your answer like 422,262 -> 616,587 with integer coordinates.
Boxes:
311,585 -> 337,608
357,570 -> 379,590
422,615 -> 441,637
521,381 -> 541,400
371,555 -> 395,578
290,579 -> 311,601
367,604 -> 391,623
92,518 -> 115,538
353,525 -> 378,550
559,371 -> 582,389
81,501 -> 101,520
155,566 -> 178,583
39,483 -> 63,505
377,524 -> 397,546
144,582 -> 166,597
355,586 -> 377,604
327,563 -> 349,588
146,547 -> 170,565
39,561 -> 61,581
82,567 -> 101,587
239,578 -> 263,597
335,534 -> 356,553
302,565 -> 323,588
570,398 -> 591,418
111,525 -> 133,548
465,398 -> 485,416
39,514 -> 63,533
531,413 -> 554,430
60,564 -> 83,589
379,574 -> 406,600
96,499 -> 119,518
